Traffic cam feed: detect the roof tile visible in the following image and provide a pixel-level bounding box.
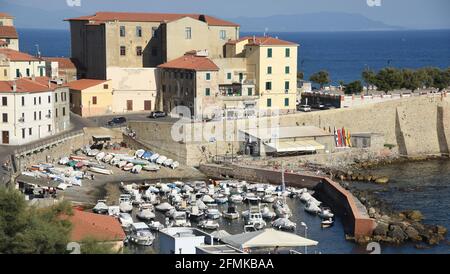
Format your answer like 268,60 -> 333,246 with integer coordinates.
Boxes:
158,53 -> 219,71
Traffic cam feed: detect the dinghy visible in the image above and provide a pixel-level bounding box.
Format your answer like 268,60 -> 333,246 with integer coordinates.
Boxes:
136,208 -> 156,221
198,220 -> 220,230
222,205 -> 239,220
131,165 -> 143,174
123,163 -> 134,171
89,167 -> 113,175
95,152 -> 106,161
156,155 -> 167,165
318,207 -> 334,219
321,218 -> 334,228
135,149 -> 146,158
143,163 -> 160,171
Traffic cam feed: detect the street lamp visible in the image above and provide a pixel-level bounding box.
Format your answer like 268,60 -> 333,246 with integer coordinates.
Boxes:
301,222 -> 308,254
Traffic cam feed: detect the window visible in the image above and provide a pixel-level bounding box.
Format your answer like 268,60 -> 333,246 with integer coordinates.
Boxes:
284,98 -> 289,107
2,113 -> 7,123
21,113 -> 24,122
38,96 -> 41,105
136,26 -> 142,37
34,112 -> 36,120
248,88 -> 253,96
29,128 -> 32,136
16,69 -> 20,78
21,96 -> 25,106
34,97 -> 36,105
267,98 -> 272,107
265,82 -> 272,90
267,48 -> 272,58
285,81 -> 290,91
120,26 -> 126,37
151,47 -> 157,56
136,46 -> 143,56
206,73 -> 211,81
22,128 -> 25,139
227,72 -> 232,80
48,125 -> 52,132
185,27 -> 192,39
120,46 -> 126,56
285,48 -> 290,57
39,67 -> 44,77
39,111 -> 41,120
205,88 -> 210,96
267,66 -> 272,74
55,93 -> 58,102
3,69 -> 6,77
285,66 -> 290,74
92,96 -> 97,105
26,68 -> 30,77
103,84 -> 108,89
56,109 -> 58,117
61,93 -> 63,101
152,27 -> 158,38
47,110 -> 51,118
220,30 -> 226,40
2,97 -> 7,106
63,107 -> 66,116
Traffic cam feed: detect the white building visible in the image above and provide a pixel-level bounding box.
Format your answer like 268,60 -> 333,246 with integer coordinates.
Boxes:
0,48 -> 46,81
0,13 -> 19,51
159,227 -> 213,254
0,77 -> 70,145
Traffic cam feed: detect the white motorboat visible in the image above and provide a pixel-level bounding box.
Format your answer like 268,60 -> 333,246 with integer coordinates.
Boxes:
198,220 -> 220,230
244,193 -> 261,203
318,207 -> 334,219
148,221 -> 165,231
195,200 -> 208,211
92,199 -> 109,214
135,149 -> 146,158
272,218 -> 297,231
172,212 -> 191,227
110,158 -> 120,166
202,195 -> 215,204
95,152 -> 106,161
136,208 -> 156,221
87,149 -> 100,157
206,204 -> 221,219
262,195 -> 276,203
163,158 -> 174,167
89,166 -> 113,175
273,200 -> 292,218
58,157 -> 70,165
128,222 -> 154,246
102,154 -> 114,163
131,165 -> 143,174
117,160 -> 128,168
214,194 -> 228,204
170,161 -> 180,169
118,213 -> 134,229
123,163 -> 134,171
149,153 -> 160,163
119,194 -> 133,213
143,163 -> 160,172
229,194 -> 244,203
261,206 -> 277,220
156,202 -> 174,212
321,218 -> 334,228
187,205 -> 204,221
299,192 -> 313,203
305,201 -> 321,214
246,210 -> 266,230
108,206 -> 120,217
222,205 -> 239,220
156,155 -> 167,165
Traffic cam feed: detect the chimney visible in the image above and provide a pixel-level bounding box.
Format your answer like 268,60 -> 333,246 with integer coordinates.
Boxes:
31,74 -> 35,81
12,81 -> 16,92
48,79 -> 51,88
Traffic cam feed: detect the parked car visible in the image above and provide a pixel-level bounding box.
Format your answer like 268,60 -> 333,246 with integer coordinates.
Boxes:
148,111 -> 167,119
107,117 -> 127,126
298,105 -> 312,112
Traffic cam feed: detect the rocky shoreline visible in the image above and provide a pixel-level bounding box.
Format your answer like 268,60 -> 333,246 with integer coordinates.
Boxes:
318,155 -> 449,248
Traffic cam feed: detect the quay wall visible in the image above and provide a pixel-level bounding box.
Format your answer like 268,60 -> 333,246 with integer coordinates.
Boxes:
129,95 -> 450,166
199,163 -> 376,237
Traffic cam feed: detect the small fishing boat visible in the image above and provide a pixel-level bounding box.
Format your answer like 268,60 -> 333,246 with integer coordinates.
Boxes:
58,157 -> 70,165
92,200 -> 109,214
102,154 -> 114,163
149,153 -> 160,163
229,194 -> 244,203
214,194 -> 228,204
273,200 -> 292,218
143,163 -> 160,172
299,192 -> 313,203
170,161 -> 180,169
244,193 -> 261,203
136,208 -> 156,221
163,158 -> 174,167
119,194 -> 133,213
95,152 -> 106,161
117,160 -> 128,169
272,218 -> 297,231
131,165 -> 143,174
123,163 -> 134,171
142,151 -> 153,160
135,149 -> 146,158
128,159 -> 150,166
205,204 -> 221,219
156,202 -> 174,212
262,195 -> 275,203
261,206 -> 277,220
156,155 -> 167,165
318,207 -> 334,219
202,195 -> 215,204
172,212 -> 191,227
118,213 -> 134,229
89,167 -> 113,175
246,210 -> 266,230
110,158 -> 120,166
187,206 -> 204,221
222,205 -> 239,220
198,220 -> 220,230
304,201 -> 321,214
321,218 -> 334,228
148,221 -> 164,231
87,149 -> 100,157
128,222 -> 154,246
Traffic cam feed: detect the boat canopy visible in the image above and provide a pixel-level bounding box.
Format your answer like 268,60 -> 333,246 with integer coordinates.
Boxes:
221,228 -> 318,249
92,136 -> 112,142
264,140 -> 325,153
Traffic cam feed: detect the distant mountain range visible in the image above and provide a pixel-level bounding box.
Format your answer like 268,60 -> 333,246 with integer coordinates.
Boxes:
3,2 -> 402,32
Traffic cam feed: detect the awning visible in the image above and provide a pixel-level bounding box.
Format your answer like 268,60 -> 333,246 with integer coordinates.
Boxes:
264,140 -> 325,153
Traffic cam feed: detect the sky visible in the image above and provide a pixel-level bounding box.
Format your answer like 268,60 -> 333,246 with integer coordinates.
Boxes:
1,0 -> 450,30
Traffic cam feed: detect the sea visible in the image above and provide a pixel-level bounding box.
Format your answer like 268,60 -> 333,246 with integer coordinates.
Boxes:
17,28 -> 450,84
18,28 -> 450,254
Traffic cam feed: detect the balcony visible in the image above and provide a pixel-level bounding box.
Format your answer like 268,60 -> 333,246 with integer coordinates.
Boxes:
218,83 -> 258,101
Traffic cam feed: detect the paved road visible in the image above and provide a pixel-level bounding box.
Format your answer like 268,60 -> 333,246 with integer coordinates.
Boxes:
84,112 -> 180,128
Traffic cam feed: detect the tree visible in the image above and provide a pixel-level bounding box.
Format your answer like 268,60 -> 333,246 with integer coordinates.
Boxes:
80,237 -> 120,254
401,69 -> 421,92
309,70 -> 330,89
0,188 -> 73,254
344,81 -> 363,95
431,68 -> 450,91
375,67 -> 403,94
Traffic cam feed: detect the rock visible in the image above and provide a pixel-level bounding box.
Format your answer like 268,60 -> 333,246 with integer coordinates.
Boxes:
373,222 -> 389,237
375,177 -> 389,184
404,210 -> 424,222
405,226 -> 422,241
388,224 -> 407,243
364,175 -> 373,182
368,207 -> 376,218
357,174 -> 365,181
435,225 -> 447,235
380,215 -> 391,222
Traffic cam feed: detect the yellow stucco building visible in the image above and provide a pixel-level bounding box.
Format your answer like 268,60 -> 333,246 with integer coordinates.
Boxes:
68,79 -> 113,117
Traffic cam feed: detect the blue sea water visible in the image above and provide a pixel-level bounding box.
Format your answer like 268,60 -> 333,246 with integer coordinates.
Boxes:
18,28 -> 450,84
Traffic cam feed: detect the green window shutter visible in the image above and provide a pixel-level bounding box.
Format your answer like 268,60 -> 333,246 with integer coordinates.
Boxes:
205,88 -> 210,96
267,98 -> 272,107
285,98 -> 289,107
267,48 -> 272,58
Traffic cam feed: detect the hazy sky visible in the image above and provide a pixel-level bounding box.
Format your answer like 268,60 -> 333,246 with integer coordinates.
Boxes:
2,0 -> 450,29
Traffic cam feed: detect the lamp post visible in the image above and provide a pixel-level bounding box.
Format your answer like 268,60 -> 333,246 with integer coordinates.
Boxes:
301,222 -> 308,254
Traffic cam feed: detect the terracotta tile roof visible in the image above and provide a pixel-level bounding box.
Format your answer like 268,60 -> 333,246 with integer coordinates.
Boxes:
0,40 -> 8,46
0,26 -> 18,39
158,53 -> 219,71
66,12 -> 239,27
42,57 -> 77,70
227,36 -> 298,46
64,210 -> 126,242
0,77 -> 59,93
67,79 -> 109,90
0,13 -> 13,19
0,48 -> 41,61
